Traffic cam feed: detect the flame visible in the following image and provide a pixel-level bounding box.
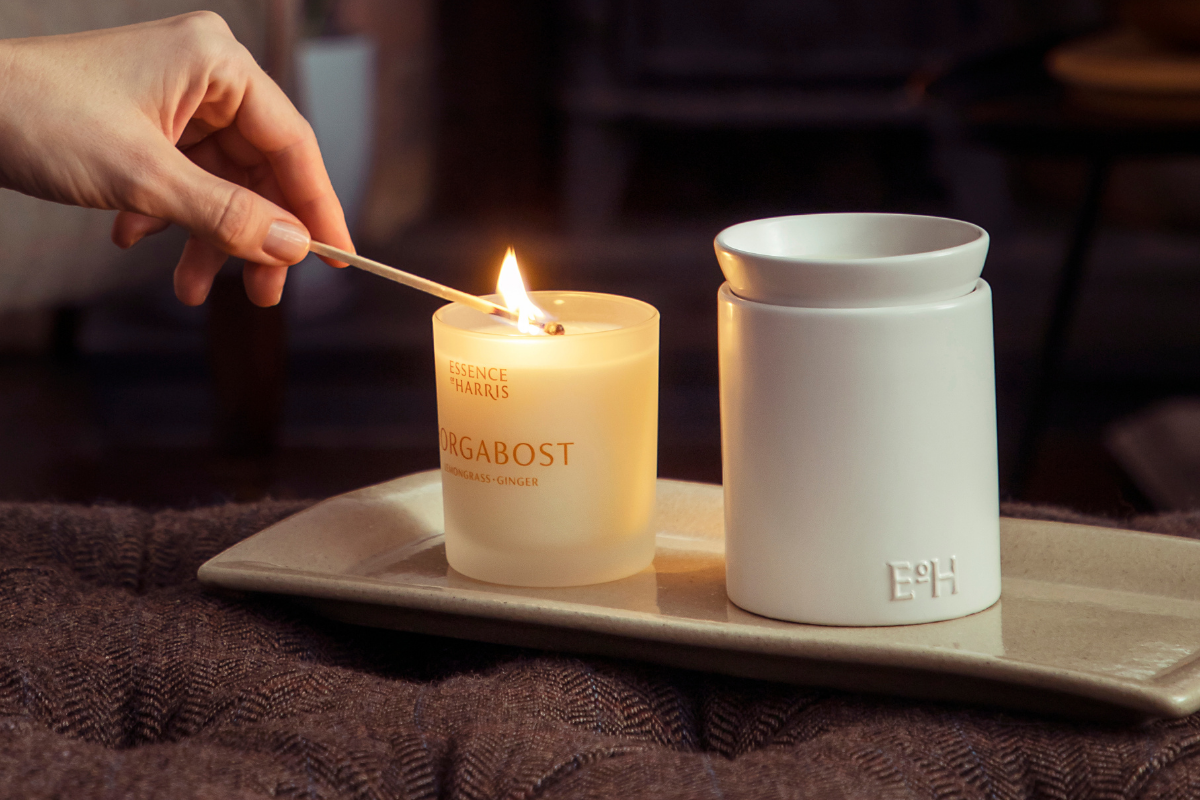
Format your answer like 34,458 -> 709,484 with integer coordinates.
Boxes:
496,247 -> 546,334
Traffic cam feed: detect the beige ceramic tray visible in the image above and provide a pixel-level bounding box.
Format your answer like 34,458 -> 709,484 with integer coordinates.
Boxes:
199,471 -> 1200,722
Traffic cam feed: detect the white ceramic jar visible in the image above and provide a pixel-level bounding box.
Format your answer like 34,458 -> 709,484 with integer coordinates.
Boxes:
716,213 -> 1001,626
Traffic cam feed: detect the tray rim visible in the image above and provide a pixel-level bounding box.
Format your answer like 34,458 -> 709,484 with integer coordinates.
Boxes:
199,470 -> 1200,720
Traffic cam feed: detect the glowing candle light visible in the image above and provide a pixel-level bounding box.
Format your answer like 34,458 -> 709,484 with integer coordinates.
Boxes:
433,249 -> 659,587
496,247 -> 547,334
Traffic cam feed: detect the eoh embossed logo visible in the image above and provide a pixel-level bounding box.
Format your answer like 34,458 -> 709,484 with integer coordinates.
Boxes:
888,557 -> 959,600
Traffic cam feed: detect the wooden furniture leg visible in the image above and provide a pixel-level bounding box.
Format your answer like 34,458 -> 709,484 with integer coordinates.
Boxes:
1011,155 -> 1112,496
204,0 -> 299,461
207,268 -> 286,458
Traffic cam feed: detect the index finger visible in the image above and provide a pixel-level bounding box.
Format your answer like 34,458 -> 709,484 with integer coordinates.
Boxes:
231,66 -> 354,263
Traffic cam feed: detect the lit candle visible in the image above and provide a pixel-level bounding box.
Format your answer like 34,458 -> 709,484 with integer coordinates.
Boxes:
433,250 -> 659,586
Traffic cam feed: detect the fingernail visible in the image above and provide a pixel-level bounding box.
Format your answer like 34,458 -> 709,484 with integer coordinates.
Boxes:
262,220 -> 310,263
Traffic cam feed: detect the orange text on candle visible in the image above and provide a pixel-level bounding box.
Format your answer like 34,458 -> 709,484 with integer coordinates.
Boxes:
447,361 -> 509,399
441,465 -> 539,486
440,428 -> 573,466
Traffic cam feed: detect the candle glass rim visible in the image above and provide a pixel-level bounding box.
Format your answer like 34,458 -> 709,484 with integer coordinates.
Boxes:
434,290 -> 659,340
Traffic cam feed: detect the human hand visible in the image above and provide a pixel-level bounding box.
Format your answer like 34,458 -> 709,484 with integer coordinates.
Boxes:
0,12 -> 353,307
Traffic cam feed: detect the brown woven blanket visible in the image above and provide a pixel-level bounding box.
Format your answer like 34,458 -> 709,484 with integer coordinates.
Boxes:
3,501 -> 1200,799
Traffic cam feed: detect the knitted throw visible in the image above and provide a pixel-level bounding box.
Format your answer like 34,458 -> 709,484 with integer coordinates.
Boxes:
2,499 -> 1200,798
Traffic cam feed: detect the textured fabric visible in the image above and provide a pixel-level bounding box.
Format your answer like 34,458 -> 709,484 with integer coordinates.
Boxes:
2,500 -> 1200,798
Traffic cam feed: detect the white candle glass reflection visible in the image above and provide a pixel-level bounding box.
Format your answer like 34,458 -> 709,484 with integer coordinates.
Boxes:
433,290 -> 659,587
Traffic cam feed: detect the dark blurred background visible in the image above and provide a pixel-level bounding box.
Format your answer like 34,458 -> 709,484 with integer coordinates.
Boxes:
4,0 -> 1200,515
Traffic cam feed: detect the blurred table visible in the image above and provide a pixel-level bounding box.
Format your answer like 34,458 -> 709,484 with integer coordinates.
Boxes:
932,32 -> 1200,496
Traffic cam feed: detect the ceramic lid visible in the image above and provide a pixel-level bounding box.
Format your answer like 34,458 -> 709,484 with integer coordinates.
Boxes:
715,213 -> 989,308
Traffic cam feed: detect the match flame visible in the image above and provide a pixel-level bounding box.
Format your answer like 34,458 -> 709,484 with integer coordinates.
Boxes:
496,247 -> 546,334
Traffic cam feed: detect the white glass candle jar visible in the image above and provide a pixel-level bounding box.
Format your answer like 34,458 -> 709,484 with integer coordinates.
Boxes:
716,213 -> 1001,626
433,291 -> 659,587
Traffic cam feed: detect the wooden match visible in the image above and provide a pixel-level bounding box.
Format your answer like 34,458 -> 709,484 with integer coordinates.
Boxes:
308,241 -> 565,335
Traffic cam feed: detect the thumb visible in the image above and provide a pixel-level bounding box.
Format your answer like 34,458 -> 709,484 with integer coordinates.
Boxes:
140,141 -> 311,265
